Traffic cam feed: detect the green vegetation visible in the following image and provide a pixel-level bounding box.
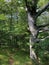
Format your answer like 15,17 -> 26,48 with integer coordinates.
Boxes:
0,0 -> 49,65
0,48 -> 32,65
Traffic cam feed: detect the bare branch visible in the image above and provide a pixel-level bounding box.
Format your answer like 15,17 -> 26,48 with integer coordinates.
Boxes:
37,26 -> 49,35
37,23 -> 49,28
39,27 -> 49,32
39,36 -> 49,41
34,36 -> 49,42
36,2 -> 49,17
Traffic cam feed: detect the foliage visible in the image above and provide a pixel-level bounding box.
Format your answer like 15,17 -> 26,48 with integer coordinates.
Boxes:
0,0 -> 49,65
0,48 -> 32,65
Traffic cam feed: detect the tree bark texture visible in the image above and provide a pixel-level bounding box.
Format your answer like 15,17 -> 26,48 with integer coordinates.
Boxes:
28,12 -> 40,65
25,0 -> 49,65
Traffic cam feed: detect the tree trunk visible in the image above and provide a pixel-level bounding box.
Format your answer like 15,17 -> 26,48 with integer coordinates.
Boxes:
28,13 -> 41,65
25,0 -> 49,65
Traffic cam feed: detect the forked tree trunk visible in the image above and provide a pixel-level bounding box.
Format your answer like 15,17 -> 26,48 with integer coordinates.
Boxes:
25,0 -> 49,65
28,13 -> 41,65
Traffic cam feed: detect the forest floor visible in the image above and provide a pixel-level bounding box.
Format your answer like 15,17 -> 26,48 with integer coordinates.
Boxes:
0,48 -> 33,65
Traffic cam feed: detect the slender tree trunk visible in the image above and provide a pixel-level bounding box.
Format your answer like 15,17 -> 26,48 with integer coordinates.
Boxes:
28,13 -> 37,58
30,36 -> 41,65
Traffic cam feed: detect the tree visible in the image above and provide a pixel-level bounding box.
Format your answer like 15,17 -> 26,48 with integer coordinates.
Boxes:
25,0 -> 49,65
0,0 -> 49,64
0,0 -> 28,48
